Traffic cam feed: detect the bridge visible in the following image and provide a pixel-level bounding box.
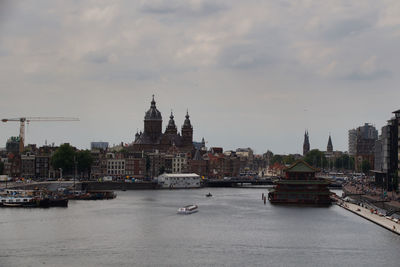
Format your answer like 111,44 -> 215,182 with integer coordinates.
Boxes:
204,178 -> 274,187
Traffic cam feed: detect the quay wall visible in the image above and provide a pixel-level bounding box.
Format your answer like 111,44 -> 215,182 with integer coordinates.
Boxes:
343,188 -> 400,215
336,200 -> 400,235
82,182 -> 160,191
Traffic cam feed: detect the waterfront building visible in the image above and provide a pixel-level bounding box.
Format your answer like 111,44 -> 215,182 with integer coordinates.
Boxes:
21,152 -> 35,178
106,153 -> 125,179
125,152 -> 146,179
355,123 -> 378,172
348,129 -> 357,156
132,96 -> 194,153
157,173 -> 201,188
6,137 -> 20,154
172,153 -> 187,173
303,131 -> 310,155
189,149 -> 207,177
349,123 -> 378,171
392,110 -> 400,179
268,160 -> 332,205
374,110 -> 400,191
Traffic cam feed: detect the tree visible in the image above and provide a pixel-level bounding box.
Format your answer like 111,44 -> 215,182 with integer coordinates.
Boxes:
334,154 -> 355,171
51,144 -> 76,175
361,160 -> 371,174
270,155 -> 283,165
76,150 -> 93,175
0,161 -> 4,175
283,155 -> 296,165
304,149 -> 327,169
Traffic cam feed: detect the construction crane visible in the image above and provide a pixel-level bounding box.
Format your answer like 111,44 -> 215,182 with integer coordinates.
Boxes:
1,117 -> 80,153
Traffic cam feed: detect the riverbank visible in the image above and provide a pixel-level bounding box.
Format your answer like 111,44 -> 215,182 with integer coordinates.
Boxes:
335,198 -> 400,235
343,184 -> 400,213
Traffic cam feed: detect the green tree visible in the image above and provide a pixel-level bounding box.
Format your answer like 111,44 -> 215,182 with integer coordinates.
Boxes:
51,143 -> 76,175
0,161 -> 4,175
334,154 -> 355,171
304,149 -> 327,168
76,150 -> 93,174
361,160 -> 371,174
270,155 -> 283,165
283,154 -> 296,165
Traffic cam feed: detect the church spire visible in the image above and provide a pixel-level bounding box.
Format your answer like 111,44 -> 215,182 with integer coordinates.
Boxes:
327,134 -> 333,153
303,130 -> 310,156
183,109 -> 191,127
165,110 -> 177,134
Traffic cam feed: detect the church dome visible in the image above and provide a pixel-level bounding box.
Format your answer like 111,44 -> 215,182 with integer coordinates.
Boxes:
145,95 -> 162,121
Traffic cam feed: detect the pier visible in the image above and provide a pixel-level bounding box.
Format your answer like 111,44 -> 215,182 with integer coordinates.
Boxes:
336,199 -> 400,235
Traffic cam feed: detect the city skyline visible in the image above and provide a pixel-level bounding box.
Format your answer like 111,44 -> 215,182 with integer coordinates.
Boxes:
1,1 -> 400,154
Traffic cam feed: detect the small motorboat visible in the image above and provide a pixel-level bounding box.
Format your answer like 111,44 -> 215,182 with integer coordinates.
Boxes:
177,205 -> 198,214
206,192 -> 212,197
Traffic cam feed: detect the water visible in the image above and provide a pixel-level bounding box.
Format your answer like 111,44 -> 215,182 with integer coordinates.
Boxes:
1,188 -> 399,267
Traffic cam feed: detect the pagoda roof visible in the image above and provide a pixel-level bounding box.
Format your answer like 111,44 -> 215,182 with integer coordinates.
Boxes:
275,179 -> 330,185
285,160 -> 318,173
270,190 -> 330,195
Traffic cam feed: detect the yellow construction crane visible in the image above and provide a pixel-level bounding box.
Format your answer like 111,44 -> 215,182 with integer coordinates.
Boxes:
1,117 -> 80,153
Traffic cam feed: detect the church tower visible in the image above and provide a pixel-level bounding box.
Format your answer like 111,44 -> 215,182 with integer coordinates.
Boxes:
327,134 -> 333,153
181,110 -> 193,147
165,111 -> 177,135
303,130 -> 310,155
144,95 -> 162,141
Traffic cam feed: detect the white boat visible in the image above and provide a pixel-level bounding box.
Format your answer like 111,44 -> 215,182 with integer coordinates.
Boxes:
177,205 -> 198,214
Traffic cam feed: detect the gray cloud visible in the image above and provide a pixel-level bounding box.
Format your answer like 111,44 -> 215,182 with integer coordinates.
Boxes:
321,18 -> 375,40
218,43 -> 276,69
83,51 -> 111,64
344,69 -> 392,81
1,0 -> 400,154
140,0 -> 227,16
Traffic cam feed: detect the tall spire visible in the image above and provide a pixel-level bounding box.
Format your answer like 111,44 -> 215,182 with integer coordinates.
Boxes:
303,130 -> 310,156
327,134 -> 333,153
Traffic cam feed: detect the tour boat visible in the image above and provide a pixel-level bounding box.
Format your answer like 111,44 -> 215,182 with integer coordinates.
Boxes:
177,205 -> 198,214
0,196 -> 35,207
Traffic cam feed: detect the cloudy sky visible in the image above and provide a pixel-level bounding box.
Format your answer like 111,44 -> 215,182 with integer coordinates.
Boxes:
1,0 -> 400,154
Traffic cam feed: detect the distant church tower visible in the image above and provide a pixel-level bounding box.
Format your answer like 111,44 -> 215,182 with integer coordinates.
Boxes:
181,110 -> 193,147
327,134 -> 333,153
303,130 -> 310,155
165,111 -> 177,135
144,95 -> 162,141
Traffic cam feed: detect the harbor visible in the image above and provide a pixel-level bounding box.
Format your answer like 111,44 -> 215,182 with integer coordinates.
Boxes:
1,188 -> 399,267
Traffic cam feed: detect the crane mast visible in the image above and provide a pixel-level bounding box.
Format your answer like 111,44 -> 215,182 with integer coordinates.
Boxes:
1,117 -> 79,153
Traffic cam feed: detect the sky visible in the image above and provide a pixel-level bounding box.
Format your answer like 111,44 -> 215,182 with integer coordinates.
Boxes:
1,0 -> 400,154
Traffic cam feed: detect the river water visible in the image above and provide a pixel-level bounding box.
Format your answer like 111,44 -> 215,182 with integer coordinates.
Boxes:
1,188 -> 399,267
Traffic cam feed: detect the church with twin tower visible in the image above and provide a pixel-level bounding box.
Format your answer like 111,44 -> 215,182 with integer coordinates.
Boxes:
132,95 -> 194,152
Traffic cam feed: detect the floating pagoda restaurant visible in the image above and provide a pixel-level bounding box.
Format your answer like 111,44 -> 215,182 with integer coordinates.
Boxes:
268,160 -> 332,206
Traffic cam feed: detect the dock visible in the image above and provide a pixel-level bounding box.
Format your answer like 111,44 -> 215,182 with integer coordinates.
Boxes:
336,199 -> 400,235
